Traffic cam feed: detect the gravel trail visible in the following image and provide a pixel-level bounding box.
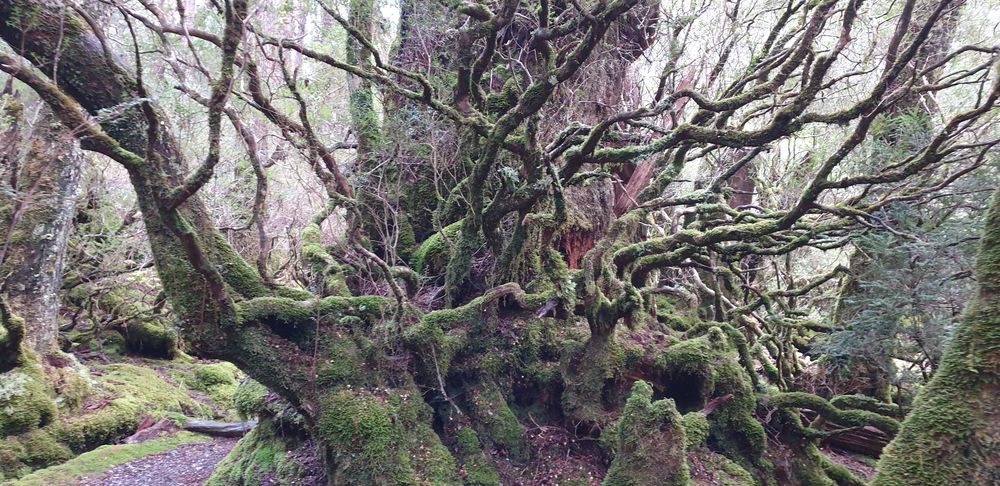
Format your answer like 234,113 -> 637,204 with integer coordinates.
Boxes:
77,438 -> 236,486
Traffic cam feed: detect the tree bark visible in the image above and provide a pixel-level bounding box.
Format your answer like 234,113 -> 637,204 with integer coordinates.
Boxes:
873,183 -> 1000,484
1,99 -> 82,357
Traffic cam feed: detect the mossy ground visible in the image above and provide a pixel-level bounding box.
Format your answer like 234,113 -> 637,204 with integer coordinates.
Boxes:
206,418 -> 314,486
8,431 -> 210,486
0,358 -> 242,481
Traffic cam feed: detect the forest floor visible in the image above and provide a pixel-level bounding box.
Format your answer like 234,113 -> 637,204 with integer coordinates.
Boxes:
6,432 -> 236,486
75,437 -> 236,486
3,349 -> 880,486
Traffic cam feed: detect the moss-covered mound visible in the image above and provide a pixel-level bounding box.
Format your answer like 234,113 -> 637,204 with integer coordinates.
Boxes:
0,359 -> 241,481
185,362 -> 241,412
317,387 -> 460,484
10,431 -> 210,486
0,352 -> 57,438
207,410 -> 322,486
603,380 -> 689,486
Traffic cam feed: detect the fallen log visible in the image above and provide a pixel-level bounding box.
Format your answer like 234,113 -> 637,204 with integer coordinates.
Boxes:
800,410 -> 891,456
183,419 -> 258,437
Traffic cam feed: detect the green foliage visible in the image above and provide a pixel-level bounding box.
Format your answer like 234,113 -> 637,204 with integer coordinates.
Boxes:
818,189 -> 987,394
873,189 -> 1000,485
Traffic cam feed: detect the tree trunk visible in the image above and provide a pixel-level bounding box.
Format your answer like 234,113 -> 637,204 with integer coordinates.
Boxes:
873,184 -> 1000,484
1,101 -> 83,357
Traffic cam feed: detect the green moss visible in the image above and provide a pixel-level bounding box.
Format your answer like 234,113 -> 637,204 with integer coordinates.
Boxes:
407,422 -> 461,485
236,297 -> 316,328
53,363 -> 210,452
191,362 -> 240,388
0,309 -> 25,371
466,381 -> 526,463
410,221 -> 462,275
829,394 -> 899,417
404,289 -> 524,382
767,392 -> 898,435
232,379 -> 267,419
561,332 -> 624,424
0,363 -> 57,437
10,432 -> 209,486
400,173 -> 439,245
315,332 -> 367,389
0,308 -> 61,438
49,361 -> 90,413
1,362 -> 213,479
317,388 -> 460,484
299,211 -> 351,297
707,357 -> 768,476
454,427 -> 500,486
689,448 -> 754,486
484,78 -> 519,116
820,455 -> 864,486
3,430 -> 72,478
603,381 -> 689,486
186,362 -> 241,411
206,418 -> 309,486
122,320 -> 178,359
95,331 -> 126,358
655,331 -> 723,409
655,329 -> 768,477
682,412 -> 710,449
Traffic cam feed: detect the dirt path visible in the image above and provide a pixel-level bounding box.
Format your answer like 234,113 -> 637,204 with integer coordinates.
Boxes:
77,438 -> 237,486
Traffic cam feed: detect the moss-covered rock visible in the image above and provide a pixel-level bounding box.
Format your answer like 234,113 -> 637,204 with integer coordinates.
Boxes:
122,321 -> 178,359
316,387 -> 460,484
454,427 -> 500,486
185,362 -> 241,411
54,363 -> 209,452
1,362 -> 212,479
465,381 -> 527,464
206,417 -> 321,486
0,359 -> 57,437
603,380 -> 689,486
232,379 -> 268,419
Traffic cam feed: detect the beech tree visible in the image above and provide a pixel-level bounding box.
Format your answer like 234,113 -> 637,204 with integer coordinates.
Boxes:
0,0 -> 997,483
